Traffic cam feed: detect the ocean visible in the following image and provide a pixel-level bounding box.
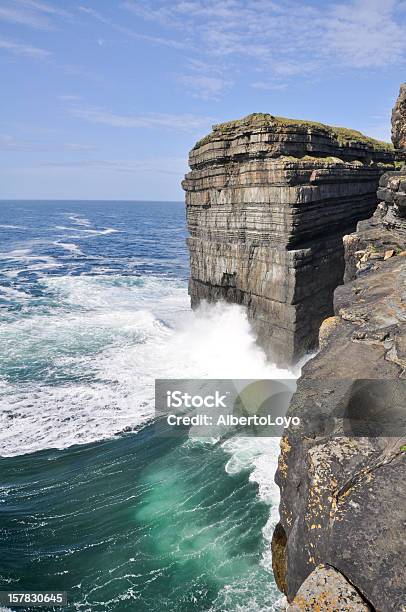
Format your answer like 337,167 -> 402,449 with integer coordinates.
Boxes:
0,200 -> 296,612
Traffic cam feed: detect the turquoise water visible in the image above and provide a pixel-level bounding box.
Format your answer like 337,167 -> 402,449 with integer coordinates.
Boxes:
0,201 -> 290,611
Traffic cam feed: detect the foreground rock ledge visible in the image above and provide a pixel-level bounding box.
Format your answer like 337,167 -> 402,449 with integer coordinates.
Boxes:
183,114 -> 394,365
286,565 -> 370,611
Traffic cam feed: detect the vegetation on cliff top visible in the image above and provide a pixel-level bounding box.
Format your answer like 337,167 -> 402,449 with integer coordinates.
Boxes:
194,113 -> 394,153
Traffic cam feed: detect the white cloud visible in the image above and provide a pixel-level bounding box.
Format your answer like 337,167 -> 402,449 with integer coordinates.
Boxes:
186,57 -> 227,74
0,135 -> 96,152
68,105 -> 214,131
251,81 -> 288,91
0,4 -> 51,29
0,37 -> 51,59
121,0 -> 406,86
62,143 -> 98,152
121,0 -> 318,61
39,157 -> 187,175
78,6 -> 111,26
59,64 -> 102,82
16,0 -> 71,18
324,0 -> 406,68
58,94 -> 82,102
177,74 -> 233,99
0,0 -> 70,29
78,5 -> 187,49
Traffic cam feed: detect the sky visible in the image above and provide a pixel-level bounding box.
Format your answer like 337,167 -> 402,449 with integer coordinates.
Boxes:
0,0 -> 405,201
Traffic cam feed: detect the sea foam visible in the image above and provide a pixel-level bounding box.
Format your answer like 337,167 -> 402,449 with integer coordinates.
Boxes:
0,274 -> 296,457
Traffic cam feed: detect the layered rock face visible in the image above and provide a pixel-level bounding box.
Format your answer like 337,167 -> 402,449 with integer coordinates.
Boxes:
392,83 -> 406,150
183,115 -> 394,365
344,169 -> 406,282
273,253 -> 406,610
273,98 -> 406,610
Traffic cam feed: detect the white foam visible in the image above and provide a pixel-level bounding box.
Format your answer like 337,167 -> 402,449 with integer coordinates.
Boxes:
0,224 -> 25,229
219,367 -> 303,603
0,249 -> 60,266
0,274 -> 294,457
55,226 -> 119,236
4,262 -> 64,279
53,241 -> 85,256
65,213 -> 92,227
0,270 -> 301,609
0,248 -> 32,259
0,249 -> 63,278
0,286 -> 30,301
221,435 -> 285,574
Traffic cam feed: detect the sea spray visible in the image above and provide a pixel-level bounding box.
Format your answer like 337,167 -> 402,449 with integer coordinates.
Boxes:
0,275 -> 293,457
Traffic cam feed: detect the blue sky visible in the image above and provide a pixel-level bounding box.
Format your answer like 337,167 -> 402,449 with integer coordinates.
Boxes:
0,0 -> 405,200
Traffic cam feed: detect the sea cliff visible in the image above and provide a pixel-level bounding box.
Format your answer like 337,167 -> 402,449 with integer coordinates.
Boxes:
183,116 -> 394,365
183,84 -> 406,610
271,87 -> 406,611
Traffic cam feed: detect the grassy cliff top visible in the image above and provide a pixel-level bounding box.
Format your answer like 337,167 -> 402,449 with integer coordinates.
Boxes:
194,113 -> 394,152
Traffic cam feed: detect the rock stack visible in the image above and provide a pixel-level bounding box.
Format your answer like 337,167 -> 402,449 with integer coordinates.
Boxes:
183,116 -> 394,365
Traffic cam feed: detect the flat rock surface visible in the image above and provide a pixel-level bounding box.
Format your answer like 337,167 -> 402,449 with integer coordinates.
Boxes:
286,565 -> 370,611
191,114 -> 394,165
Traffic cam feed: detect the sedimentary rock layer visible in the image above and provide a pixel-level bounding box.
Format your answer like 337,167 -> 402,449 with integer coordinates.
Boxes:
273,167 -> 406,611
344,166 -> 406,281
183,115 -> 394,364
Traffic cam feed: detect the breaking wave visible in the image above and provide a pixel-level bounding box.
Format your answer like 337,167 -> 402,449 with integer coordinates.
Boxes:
0,272 -> 295,457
